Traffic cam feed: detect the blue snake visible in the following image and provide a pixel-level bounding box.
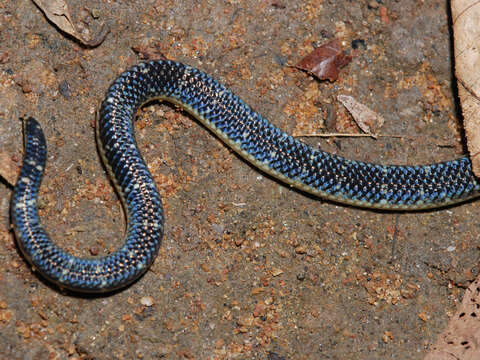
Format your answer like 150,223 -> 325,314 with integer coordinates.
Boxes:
11,60 -> 480,292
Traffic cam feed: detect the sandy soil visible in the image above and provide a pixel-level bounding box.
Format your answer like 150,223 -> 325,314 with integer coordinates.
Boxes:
1,0 -> 478,359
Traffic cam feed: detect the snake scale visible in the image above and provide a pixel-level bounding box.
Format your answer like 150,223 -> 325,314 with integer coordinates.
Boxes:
11,60 -> 480,292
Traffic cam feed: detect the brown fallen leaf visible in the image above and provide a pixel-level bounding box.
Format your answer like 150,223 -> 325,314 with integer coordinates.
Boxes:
31,0 -> 109,47
423,3 -> 480,358
425,275 -> 480,360
451,0 -> 480,178
0,151 -> 18,186
295,39 -> 351,81
337,95 -> 385,138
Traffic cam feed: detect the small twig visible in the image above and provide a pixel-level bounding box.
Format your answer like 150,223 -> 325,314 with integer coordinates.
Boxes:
293,133 -> 419,139
390,214 -> 400,263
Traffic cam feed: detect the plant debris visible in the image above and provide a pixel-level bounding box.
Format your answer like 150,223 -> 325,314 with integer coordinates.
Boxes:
337,95 -> 385,138
31,0 -> 109,47
451,0 -> 480,178
295,39 -> 351,81
425,276 -> 480,359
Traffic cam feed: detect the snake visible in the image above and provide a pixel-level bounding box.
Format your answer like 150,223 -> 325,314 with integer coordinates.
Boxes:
11,59 -> 480,293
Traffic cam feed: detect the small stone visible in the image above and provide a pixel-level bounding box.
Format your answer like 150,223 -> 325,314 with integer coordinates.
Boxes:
237,315 -> 254,327
333,224 -> 345,235
89,246 -> 100,256
382,331 -> 393,343
0,310 -> 12,322
295,246 -> 306,254
251,287 -> 264,295
215,339 -> 225,349
20,82 -> 33,93
237,326 -> 248,333
234,238 -> 244,246
200,263 -> 210,272
140,296 -> 154,307
253,303 -> 265,317
66,343 -> 75,355
157,346 -> 170,357
418,312 -> 428,322
91,8 -> 101,19
59,80 -> 70,99
271,268 -> 284,277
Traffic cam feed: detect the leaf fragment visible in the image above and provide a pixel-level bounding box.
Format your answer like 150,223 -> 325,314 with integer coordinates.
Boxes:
337,95 -> 385,138
31,0 -> 109,47
295,39 -> 351,81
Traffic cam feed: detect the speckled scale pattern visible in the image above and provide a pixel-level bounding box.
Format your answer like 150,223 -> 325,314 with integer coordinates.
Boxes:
12,117 -> 163,292
11,60 -> 480,293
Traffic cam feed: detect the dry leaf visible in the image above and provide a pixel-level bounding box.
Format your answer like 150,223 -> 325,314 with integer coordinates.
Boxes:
0,151 -> 18,186
451,0 -> 480,177
295,39 -> 351,81
31,0 -> 109,47
423,4 -> 480,357
425,276 -> 480,360
337,95 -> 385,138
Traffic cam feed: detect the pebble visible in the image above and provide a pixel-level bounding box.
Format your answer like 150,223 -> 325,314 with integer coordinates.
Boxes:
295,246 -> 306,254
140,296 -> 154,307
271,268 -> 284,277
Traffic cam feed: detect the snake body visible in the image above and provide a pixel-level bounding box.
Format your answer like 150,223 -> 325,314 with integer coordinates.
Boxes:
11,60 -> 480,292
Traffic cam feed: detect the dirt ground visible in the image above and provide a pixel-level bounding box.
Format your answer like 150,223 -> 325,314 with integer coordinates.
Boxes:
1,0 -> 479,359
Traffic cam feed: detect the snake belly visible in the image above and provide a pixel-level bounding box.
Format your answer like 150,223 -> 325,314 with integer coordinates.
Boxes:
11,60 -> 480,293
